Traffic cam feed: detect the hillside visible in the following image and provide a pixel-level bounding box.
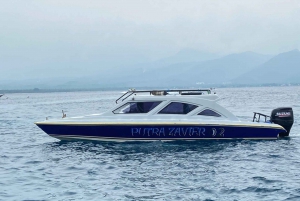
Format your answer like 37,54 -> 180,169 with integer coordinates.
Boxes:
233,49 -> 300,84
115,51 -> 273,87
2,49 -> 300,90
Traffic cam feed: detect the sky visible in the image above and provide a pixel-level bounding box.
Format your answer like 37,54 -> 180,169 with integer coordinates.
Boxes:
1,0 -> 300,81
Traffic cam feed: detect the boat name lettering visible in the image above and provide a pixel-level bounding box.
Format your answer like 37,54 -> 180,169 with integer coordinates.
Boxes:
131,127 -> 206,137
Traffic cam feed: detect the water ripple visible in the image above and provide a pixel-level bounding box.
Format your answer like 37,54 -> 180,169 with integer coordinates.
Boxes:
0,87 -> 300,200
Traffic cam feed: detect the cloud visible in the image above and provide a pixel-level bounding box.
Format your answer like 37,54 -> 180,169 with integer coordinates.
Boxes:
1,0 -> 300,80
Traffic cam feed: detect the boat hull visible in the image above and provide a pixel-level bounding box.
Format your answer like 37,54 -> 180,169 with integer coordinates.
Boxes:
36,123 -> 285,141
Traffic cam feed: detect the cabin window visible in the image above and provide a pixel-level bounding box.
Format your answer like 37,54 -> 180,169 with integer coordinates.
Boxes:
158,102 -> 198,114
113,102 -> 161,114
198,109 -> 221,117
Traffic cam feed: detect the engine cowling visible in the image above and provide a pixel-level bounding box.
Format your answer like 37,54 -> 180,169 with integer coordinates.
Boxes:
270,107 -> 294,137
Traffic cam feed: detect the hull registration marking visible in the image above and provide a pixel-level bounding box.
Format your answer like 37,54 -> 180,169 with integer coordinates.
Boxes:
131,127 -> 225,137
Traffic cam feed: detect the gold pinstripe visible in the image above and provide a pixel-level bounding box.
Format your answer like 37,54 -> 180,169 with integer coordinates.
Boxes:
35,121 -> 285,130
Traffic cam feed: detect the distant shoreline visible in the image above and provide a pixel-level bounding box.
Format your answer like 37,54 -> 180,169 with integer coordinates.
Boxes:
1,84 -> 300,94
0,88 -> 124,94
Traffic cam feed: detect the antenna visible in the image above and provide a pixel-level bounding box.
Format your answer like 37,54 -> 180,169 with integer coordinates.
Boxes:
62,110 -> 66,118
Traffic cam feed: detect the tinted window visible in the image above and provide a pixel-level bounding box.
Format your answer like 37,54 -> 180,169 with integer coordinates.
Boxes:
198,109 -> 221,117
113,102 -> 161,114
158,102 -> 198,114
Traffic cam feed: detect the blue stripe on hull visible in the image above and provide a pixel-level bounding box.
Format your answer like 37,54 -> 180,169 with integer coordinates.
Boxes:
36,124 -> 282,141
49,135 -> 277,141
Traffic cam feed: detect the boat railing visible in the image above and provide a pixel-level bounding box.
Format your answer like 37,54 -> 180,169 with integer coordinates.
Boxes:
253,112 -> 270,123
115,89 -> 213,104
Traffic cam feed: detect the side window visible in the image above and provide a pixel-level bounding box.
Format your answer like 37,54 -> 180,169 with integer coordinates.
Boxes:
198,109 -> 221,117
158,102 -> 198,114
113,102 -> 161,114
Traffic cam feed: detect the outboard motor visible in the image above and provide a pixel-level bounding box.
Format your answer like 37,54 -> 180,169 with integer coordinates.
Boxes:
270,107 -> 294,137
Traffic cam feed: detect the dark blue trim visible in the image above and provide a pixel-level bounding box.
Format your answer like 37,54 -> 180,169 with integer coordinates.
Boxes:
36,124 -> 283,140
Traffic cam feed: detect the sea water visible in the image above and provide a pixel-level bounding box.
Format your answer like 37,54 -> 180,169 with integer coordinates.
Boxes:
0,87 -> 299,201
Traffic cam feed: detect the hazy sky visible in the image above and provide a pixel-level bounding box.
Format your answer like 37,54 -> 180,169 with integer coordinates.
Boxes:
1,0 -> 300,80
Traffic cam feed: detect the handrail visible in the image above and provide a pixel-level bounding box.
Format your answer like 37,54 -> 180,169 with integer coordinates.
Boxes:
253,112 -> 270,122
115,91 -> 131,103
121,91 -> 135,102
115,89 -> 213,104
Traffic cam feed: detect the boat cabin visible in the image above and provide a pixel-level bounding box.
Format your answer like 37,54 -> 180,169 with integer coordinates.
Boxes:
100,89 -> 239,121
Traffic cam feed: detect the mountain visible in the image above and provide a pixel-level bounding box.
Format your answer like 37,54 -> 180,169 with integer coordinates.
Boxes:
58,49 -> 220,89
100,48 -> 220,77
233,49 -> 300,84
114,51 -> 273,88
55,51 -> 273,89
3,49 -> 300,90
157,48 -> 220,64
180,51 -> 273,85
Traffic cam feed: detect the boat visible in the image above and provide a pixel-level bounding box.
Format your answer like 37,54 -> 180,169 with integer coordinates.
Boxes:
35,89 -> 294,141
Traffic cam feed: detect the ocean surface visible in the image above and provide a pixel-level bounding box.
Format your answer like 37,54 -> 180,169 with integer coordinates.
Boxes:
0,86 -> 300,201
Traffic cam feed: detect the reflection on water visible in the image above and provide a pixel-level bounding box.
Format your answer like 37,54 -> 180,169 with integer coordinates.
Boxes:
45,140 -> 254,155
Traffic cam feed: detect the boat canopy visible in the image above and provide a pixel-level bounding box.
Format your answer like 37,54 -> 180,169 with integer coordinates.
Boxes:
115,89 -> 214,103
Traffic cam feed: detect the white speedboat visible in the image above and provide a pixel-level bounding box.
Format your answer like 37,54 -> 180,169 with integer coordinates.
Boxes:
35,89 -> 294,141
